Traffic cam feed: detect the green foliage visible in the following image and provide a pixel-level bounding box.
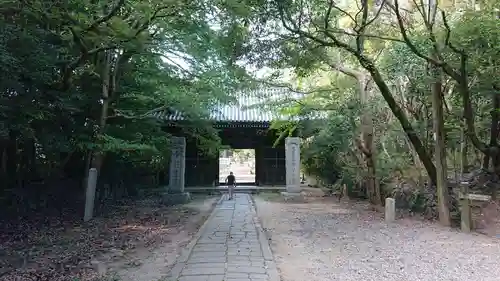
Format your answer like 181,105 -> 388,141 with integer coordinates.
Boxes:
0,0 -> 252,185
302,113 -> 355,183
231,1 -> 500,208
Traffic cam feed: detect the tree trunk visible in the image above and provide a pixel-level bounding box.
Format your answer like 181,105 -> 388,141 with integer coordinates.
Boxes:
326,61 -> 381,204
324,0 -> 382,204
358,77 -> 381,205
6,131 -> 18,189
356,57 -> 437,185
430,63 -> 451,226
460,122 -> 468,176
488,90 -> 500,173
482,154 -> 490,170
90,51 -> 113,173
458,56 -> 490,157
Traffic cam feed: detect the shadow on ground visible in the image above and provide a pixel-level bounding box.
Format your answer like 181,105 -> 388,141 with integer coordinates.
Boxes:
0,195 -> 218,281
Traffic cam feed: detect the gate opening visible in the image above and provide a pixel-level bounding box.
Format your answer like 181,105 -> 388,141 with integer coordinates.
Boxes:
219,149 -> 256,185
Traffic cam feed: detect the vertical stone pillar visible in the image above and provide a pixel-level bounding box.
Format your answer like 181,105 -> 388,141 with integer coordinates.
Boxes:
385,197 -> 396,223
84,168 -> 98,222
459,181 -> 472,232
285,137 -> 301,194
169,136 -> 186,193
163,137 -> 190,205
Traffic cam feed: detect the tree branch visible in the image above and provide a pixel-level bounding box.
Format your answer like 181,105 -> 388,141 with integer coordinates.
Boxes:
390,0 -> 439,65
441,10 -> 489,153
390,0 -> 461,80
329,0 -> 357,26
277,1 -> 358,54
356,0 -> 370,53
321,27 -> 405,43
361,0 -> 386,30
324,59 -> 363,78
85,0 -> 126,32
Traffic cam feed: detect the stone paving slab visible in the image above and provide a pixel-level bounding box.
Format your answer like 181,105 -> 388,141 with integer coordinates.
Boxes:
167,194 -> 279,281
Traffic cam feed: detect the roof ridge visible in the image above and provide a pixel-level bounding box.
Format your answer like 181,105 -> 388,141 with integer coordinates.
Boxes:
153,87 -> 306,122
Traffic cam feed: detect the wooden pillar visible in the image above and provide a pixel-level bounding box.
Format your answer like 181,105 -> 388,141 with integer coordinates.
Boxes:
255,146 -> 263,186
277,145 -> 286,185
214,154 -> 220,186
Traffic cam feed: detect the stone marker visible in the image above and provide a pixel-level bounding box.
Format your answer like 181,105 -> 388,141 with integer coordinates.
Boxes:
282,137 -> 303,201
285,137 -> 301,193
385,197 -> 396,223
459,181 -> 491,232
169,136 -> 186,192
163,137 -> 191,205
84,168 -> 98,222
459,181 -> 471,232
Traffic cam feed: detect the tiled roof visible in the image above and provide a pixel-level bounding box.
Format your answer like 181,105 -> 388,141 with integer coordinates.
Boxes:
152,87 -> 304,123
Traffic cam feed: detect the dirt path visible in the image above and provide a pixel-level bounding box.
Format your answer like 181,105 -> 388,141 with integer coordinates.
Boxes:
110,196 -> 218,281
0,195 -> 219,281
254,193 -> 500,281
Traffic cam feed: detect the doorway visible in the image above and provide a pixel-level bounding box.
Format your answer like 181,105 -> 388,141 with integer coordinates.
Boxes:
218,149 -> 256,185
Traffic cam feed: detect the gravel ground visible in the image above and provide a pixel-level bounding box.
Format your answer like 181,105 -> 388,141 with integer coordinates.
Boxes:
254,195 -> 500,281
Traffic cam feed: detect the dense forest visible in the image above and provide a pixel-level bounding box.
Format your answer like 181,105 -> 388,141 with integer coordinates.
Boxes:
0,0 -> 250,217
2,0 -> 500,279
250,0 -> 500,227
2,0 -> 500,232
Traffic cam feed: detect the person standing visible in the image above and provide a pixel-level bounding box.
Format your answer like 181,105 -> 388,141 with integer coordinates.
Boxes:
225,172 -> 236,200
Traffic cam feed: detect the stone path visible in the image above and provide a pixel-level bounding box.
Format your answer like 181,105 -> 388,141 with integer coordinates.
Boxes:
168,193 -> 280,281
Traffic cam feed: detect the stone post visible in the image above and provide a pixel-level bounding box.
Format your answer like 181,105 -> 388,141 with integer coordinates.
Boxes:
282,137 -> 302,201
169,137 -> 186,193
385,197 -> 396,223
459,181 -> 472,232
285,137 -> 301,193
163,137 -> 191,205
84,168 -> 98,222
